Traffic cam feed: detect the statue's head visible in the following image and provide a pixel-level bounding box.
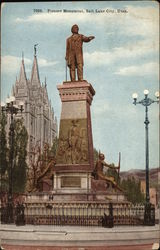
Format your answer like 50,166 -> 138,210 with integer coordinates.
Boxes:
99,153 -> 105,160
71,24 -> 79,34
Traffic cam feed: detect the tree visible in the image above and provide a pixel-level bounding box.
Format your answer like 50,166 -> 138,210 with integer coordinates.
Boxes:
26,142 -> 55,192
0,115 -> 28,193
0,112 -> 8,191
12,119 -> 28,192
120,177 -> 145,204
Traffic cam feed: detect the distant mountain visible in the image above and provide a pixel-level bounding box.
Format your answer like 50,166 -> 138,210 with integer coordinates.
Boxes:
120,168 -> 159,185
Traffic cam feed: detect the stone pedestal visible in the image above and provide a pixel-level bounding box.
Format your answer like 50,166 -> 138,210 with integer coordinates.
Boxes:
53,80 -> 95,199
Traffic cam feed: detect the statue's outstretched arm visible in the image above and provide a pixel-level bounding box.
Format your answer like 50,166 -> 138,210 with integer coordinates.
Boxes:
82,35 -> 95,43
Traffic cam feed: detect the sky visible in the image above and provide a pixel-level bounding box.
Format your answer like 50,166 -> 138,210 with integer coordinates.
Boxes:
1,1 -> 159,171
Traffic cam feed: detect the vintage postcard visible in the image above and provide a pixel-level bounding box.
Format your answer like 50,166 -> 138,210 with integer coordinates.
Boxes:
0,1 -> 159,249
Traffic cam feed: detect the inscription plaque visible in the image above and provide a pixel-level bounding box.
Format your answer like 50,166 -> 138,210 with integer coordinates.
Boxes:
61,176 -> 81,188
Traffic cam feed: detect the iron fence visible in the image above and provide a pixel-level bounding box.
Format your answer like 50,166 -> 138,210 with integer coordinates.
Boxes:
0,203 -> 25,225
0,202 -> 155,227
24,202 -> 155,227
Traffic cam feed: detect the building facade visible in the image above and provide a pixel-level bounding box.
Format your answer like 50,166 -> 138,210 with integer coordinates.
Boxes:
11,51 -> 57,162
140,180 -> 158,207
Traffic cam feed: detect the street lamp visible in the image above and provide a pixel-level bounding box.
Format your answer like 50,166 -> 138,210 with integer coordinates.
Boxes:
1,96 -> 24,223
132,90 -> 159,225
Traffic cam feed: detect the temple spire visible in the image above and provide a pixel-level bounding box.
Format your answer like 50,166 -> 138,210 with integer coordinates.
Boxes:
18,52 -> 27,85
45,77 -> 47,87
31,44 -> 40,86
34,44 -> 38,56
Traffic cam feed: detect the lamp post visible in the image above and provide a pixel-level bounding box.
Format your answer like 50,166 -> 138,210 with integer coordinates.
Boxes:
1,96 -> 24,223
132,90 -> 159,225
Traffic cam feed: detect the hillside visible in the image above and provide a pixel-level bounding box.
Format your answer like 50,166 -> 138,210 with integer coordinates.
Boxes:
120,168 -> 159,188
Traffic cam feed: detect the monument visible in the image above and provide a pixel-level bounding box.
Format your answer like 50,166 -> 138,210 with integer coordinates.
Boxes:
52,24 -> 122,201
52,24 -> 95,200
24,25 -> 126,226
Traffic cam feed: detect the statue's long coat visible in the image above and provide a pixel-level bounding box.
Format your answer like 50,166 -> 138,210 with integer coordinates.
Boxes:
66,34 -> 90,67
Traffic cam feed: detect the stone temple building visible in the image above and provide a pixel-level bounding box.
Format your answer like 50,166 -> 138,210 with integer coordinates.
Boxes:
11,50 -> 58,162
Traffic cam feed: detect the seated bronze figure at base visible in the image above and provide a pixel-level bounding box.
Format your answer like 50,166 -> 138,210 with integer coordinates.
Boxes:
93,153 -> 122,191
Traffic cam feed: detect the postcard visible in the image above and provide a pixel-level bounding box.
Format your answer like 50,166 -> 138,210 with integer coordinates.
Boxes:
0,1 -> 159,249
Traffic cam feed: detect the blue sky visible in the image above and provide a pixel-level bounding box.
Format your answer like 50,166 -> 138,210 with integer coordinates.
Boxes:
1,1 -> 159,171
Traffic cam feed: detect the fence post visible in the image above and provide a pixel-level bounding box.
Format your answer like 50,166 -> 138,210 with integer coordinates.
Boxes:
108,203 -> 114,228
102,203 -> 114,228
144,203 -> 155,226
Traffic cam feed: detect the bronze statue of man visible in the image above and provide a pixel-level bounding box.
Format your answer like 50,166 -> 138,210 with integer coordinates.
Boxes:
94,153 -> 122,191
65,24 -> 95,81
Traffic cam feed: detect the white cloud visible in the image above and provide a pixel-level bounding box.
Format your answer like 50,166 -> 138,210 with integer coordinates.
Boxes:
114,62 -> 159,76
1,55 -> 31,74
1,55 -> 58,74
14,5 -> 159,39
84,51 -> 111,66
84,39 -> 158,67
38,58 -> 58,67
15,11 -> 93,25
124,5 -> 159,39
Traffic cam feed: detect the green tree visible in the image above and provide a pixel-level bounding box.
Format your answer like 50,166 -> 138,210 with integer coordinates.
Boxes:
120,177 -> 145,204
0,115 -> 28,193
12,119 -> 28,192
0,112 -> 8,191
